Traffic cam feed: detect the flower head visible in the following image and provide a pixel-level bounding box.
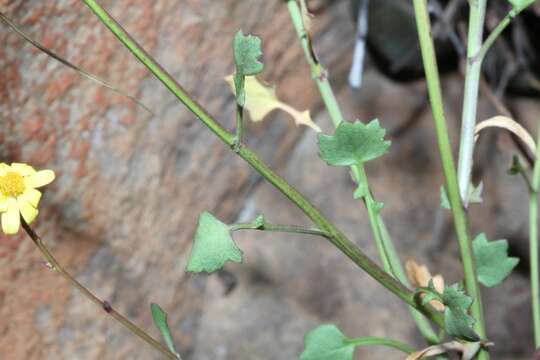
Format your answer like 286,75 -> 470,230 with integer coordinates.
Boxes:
0,163 -> 55,235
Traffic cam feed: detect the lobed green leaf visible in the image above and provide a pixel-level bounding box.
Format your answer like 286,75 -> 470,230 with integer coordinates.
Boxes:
233,30 -> 264,106
442,284 -> 480,342
472,233 -> 519,287
186,212 -> 242,274
318,120 -> 390,167
299,324 -> 355,360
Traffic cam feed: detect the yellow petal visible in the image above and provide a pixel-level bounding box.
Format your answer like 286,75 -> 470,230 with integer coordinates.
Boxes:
17,197 -> 38,224
24,170 -> 55,189
2,198 -> 20,235
11,163 -> 36,176
0,163 -> 9,176
0,195 -> 8,212
19,188 -> 42,208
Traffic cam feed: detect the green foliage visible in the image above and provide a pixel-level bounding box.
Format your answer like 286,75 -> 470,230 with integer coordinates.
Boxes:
233,30 -> 264,106
473,233 -> 519,287
440,183 -> 482,209
440,186 -> 451,209
416,282 -> 479,341
507,0 -> 535,11
318,120 -> 390,167
442,284 -> 480,342
186,212 -> 242,273
418,279 -> 443,307
508,155 -> 523,176
299,325 -> 355,360
150,303 -> 180,357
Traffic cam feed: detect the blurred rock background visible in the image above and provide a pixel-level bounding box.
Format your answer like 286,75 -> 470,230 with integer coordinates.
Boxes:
0,0 -> 538,359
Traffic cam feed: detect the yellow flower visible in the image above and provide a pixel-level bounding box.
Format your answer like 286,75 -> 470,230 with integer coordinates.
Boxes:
0,163 -> 55,235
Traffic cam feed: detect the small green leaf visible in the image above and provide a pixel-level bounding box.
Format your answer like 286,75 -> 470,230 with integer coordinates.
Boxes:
472,233 -> 519,287
350,169 -> 368,199
233,30 -> 264,106
507,0 -> 535,11
318,120 -> 390,167
150,303 -> 180,357
234,30 -> 264,77
417,279 -> 443,306
373,201 -> 384,213
440,186 -> 451,209
299,324 -> 355,360
442,284 -> 479,342
468,182 -> 483,204
508,155 -> 524,176
186,212 -> 242,273
440,182 -> 482,210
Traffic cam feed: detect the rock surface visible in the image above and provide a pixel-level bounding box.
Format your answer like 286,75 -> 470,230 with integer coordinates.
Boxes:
0,0 -> 537,359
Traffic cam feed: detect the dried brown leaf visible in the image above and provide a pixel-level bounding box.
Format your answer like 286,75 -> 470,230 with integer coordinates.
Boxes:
405,260 -> 445,311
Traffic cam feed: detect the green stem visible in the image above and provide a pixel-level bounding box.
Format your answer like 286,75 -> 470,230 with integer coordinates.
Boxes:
351,166 -> 392,270
286,0 -> 439,344
347,336 -> 415,354
285,0 -> 344,126
20,219 -> 180,360
82,0 -> 444,328
412,0 -> 488,355
474,9 -> 518,64
457,0 -> 487,206
530,125 -> 540,347
379,220 -> 442,344
230,221 -> 331,239
233,74 -> 245,152
514,159 -> 534,193
234,102 -> 244,152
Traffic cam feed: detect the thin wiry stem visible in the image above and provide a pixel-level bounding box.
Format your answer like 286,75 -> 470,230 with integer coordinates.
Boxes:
529,125 -> 540,347
20,218 -> 180,360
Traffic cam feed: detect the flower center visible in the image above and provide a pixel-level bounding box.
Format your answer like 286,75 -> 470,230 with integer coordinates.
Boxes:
0,172 -> 25,197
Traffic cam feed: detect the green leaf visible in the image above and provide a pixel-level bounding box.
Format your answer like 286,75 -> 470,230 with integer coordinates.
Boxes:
472,233 -> 519,287
186,212 -> 242,273
442,284 -> 480,342
440,183 -> 482,210
233,30 -> 264,106
233,30 -> 264,77
318,120 -> 391,167
417,279 -> 443,307
350,169 -> 368,199
299,324 -> 355,360
440,186 -> 450,209
508,0 -> 535,11
150,303 -> 180,357
508,155 -> 524,176
468,182 -> 483,204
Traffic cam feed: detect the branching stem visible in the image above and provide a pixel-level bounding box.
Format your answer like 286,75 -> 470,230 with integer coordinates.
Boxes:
457,0 -> 487,205
82,0 -> 445,327
473,9 -> 517,64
